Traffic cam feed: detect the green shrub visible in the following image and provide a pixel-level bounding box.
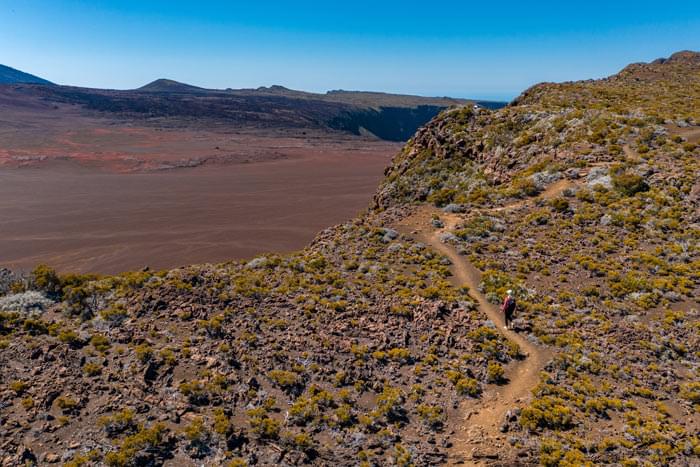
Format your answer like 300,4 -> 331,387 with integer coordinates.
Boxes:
134,344 -> 153,363
104,423 -> 169,467
680,382 -> 700,405
9,380 -> 29,395
612,172 -> 649,196
268,369 -> 300,391
283,431 -> 314,452
288,385 -> 334,425
184,416 -> 210,456
373,385 -> 405,421
179,380 -> 208,404
58,330 -> 83,347
213,408 -> 233,436
158,348 -> 176,366
23,318 -> 48,335
486,362 -> 506,383
387,347 -> 411,362
333,403 -> 354,427
549,197 -> 570,213
99,409 -> 136,437
32,264 -> 62,297
416,404 -> 445,429
520,397 -> 574,431
83,362 -> 102,377
455,377 -> 481,397
512,177 -> 541,197
101,305 -> 128,324
90,334 -> 111,352
247,407 -> 281,439
56,395 -> 78,413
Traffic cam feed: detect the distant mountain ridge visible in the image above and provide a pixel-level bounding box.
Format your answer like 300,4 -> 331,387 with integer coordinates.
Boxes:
0,64 -> 52,85
134,78 -> 481,109
0,64 -> 507,141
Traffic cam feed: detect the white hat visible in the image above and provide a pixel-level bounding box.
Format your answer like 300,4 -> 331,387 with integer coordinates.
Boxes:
506,289 -> 513,295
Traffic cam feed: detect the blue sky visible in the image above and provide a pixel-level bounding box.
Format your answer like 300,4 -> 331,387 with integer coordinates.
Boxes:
1,1 -> 699,100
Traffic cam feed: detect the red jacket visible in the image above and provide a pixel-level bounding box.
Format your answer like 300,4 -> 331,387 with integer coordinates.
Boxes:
502,296 -> 516,313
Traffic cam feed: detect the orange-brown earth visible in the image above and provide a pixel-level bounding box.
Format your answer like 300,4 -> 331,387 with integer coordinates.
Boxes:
0,89 -> 399,273
0,147 -> 396,274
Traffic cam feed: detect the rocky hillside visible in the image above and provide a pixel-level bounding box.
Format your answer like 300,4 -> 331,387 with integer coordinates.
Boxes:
1,52 -> 699,466
376,50 -> 700,208
374,50 -> 700,465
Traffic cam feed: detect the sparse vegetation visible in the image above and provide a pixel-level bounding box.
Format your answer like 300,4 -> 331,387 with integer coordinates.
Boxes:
1,50 -> 699,466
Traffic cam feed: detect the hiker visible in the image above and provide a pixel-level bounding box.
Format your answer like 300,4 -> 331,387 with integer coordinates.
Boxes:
501,290 -> 516,330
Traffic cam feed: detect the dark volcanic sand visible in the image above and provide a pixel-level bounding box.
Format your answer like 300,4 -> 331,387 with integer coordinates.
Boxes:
0,150 -> 395,274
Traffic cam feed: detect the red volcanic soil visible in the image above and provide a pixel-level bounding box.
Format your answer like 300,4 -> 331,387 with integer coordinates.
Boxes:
0,146 -> 395,274
0,96 -> 374,172
0,86 -> 401,273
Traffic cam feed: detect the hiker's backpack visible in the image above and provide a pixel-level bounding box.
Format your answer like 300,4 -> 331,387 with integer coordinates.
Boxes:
504,296 -> 516,313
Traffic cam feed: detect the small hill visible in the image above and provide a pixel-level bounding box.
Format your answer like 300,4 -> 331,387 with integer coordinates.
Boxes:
0,64 -> 52,85
137,78 -> 207,93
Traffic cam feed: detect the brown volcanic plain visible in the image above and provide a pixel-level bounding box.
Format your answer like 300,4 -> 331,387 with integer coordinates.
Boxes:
0,85 -> 402,273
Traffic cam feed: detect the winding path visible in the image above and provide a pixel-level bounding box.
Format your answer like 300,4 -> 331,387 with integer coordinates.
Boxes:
398,181 -> 581,464
429,212 -> 550,464
400,210 -> 550,464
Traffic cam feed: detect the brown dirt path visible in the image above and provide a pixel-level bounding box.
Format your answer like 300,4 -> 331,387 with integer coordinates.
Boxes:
667,125 -> 700,144
400,209 -> 551,465
397,181 -> 582,464
487,179 -> 574,212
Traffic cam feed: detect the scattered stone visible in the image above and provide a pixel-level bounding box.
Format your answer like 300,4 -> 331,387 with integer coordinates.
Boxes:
439,232 -> 458,243
564,168 -> 580,179
245,257 -> 268,269
381,228 -> 399,242
472,448 -> 500,460
0,291 -> 54,314
387,243 -> 403,253
43,453 -> 60,463
530,171 -> 562,190
587,167 -> 612,189
443,203 -> 465,213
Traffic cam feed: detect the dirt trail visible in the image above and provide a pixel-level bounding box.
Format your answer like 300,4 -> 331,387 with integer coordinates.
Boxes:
668,125 -> 700,144
433,213 -> 550,465
398,182 -> 581,464
401,210 -> 550,464
487,179 -> 574,212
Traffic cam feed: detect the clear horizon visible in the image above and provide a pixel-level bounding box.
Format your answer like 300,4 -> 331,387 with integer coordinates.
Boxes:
1,0 -> 699,101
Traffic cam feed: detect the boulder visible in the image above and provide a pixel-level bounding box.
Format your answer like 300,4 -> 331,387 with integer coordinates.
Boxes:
587,167 -> 612,189
381,228 -> 399,242
564,168 -> 581,179
245,257 -> 267,269
530,171 -> 562,190
438,232 -> 459,243
0,291 -> 54,315
443,203 -> 465,213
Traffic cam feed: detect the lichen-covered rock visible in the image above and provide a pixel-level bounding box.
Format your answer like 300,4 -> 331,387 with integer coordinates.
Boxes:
0,291 -> 54,314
